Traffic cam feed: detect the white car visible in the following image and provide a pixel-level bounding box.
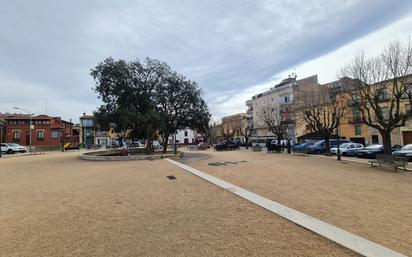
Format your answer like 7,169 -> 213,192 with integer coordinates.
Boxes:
0,143 -> 27,154
330,143 -> 364,156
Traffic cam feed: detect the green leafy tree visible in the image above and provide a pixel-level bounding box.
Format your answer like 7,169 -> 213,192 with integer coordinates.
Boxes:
157,72 -> 210,153
91,57 -> 210,154
91,57 -> 169,154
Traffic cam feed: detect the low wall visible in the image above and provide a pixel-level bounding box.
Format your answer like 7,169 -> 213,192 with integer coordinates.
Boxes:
79,150 -> 183,161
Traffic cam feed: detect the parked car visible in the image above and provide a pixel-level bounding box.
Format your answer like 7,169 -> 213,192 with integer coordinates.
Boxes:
357,144 -> 404,159
292,141 -> 315,153
152,140 -> 161,150
356,144 -> 384,159
392,144 -> 412,161
392,144 -> 402,151
0,143 -> 27,154
330,143 -> 364,156
305,139 -> 350,154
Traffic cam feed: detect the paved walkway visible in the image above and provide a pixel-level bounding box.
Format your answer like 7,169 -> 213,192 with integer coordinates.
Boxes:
167,158 -> 407,257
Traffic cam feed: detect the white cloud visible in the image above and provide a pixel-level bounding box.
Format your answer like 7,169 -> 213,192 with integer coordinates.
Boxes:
212,14 -> 412,118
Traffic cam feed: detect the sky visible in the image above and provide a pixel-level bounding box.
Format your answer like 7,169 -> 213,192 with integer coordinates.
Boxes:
1,0 -> 412,122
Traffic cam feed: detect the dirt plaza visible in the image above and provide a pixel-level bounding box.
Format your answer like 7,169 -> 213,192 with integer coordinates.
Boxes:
1,150 -> 411,256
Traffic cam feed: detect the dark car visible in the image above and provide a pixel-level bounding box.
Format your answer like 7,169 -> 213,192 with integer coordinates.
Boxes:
392,144 -> 412,161
356,144 -> 384,159
292,141 -> 315,153
357,144 -> 404,159
305,139 -> 350,154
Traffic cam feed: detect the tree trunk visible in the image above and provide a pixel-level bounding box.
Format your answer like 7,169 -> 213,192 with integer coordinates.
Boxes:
245,136 -> 249,149
381,130 -> 392,155
145,129 -> 153,155
162,134 -> 169,153
324,134 -> 331,154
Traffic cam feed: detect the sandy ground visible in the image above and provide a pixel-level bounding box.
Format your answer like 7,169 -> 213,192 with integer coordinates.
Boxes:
188,149 -> 412,256
0,152 -> 356,257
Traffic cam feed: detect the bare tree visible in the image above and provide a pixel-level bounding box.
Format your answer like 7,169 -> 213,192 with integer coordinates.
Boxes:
238,118 -> 253,149
295,86 -> 346,152
208,118 -> 222,144
219,119 -> 235,141
341,39 -> 412,154
260,104 -> 290,144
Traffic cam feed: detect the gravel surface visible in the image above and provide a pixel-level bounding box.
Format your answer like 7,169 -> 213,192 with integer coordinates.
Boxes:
188,149 -> 412,256
0,152 -> 356,257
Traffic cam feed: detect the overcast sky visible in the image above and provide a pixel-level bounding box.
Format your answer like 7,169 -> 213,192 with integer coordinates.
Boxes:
1,0 -> 412,122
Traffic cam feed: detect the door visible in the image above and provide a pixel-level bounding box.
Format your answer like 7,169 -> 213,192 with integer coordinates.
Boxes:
371,135 -> 379,144
184,138 -> 189,145
26,130 -> 30,145
402,131 -> 412,145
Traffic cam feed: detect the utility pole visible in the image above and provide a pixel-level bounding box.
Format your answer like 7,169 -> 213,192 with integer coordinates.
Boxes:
336,122 -> 341,161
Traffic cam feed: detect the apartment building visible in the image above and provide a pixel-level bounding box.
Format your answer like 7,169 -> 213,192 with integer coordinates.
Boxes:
246,74 -> 319,142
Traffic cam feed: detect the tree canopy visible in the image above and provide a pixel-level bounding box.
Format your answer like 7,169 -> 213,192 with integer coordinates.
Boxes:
91,57 -> 210,153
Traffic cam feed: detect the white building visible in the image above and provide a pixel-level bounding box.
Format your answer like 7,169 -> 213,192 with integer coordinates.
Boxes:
168,128 -> 200,145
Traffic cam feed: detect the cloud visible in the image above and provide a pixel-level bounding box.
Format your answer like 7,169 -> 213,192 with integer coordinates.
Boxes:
0,0 -> 411,121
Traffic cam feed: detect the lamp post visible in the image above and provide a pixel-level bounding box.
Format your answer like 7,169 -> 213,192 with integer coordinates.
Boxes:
0,119 -> 4,158
336,122 -> 341,161
13,107 -> 32,153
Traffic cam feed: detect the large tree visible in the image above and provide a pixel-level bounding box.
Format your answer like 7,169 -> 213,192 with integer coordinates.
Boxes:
295,86 -> 346,152
91,57 -> 209,154
157,72 -> 210,152
341,40 -> 412,154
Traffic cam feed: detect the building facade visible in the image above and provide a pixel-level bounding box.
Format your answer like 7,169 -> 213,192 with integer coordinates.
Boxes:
168,128 -> 200,145
294,75 -> 412,146
79,113 -> 117,147
221,113 -> 247,142
0,113 -> 73,149
246,74 -> 319,142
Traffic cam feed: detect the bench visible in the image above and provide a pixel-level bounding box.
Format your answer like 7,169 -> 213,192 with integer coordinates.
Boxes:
369,154 -> 408,172
252,145 -> 262,151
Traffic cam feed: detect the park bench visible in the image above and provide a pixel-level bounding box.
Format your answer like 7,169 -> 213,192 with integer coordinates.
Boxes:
252,145 -> 262,151
369,154 -> 408,172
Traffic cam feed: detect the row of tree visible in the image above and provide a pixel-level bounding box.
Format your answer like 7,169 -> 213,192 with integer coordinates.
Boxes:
91,57 -> 210,154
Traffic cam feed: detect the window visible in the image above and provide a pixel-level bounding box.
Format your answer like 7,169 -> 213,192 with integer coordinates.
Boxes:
12,130 -> 20,141
406,104 -> 411,113
355,125 -> 361,136
371,135 -> 379,144
37,130 -> 45,140
51,129 -> 59,139
184,131 -> 188,137
378,90 -> 388,100
352,108 -> 361,123
381,107 -> 389,120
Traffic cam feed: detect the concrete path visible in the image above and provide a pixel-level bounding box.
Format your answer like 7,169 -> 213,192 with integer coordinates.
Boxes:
166,158 -> 407,257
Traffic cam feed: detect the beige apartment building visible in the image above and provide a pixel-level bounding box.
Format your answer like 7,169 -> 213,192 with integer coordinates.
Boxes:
246,74 -> 319,142
221,113 -> 247,142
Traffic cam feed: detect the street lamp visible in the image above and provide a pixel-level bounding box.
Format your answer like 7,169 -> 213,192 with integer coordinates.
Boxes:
13,107 -> 32,153
336,122 -> 341,161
